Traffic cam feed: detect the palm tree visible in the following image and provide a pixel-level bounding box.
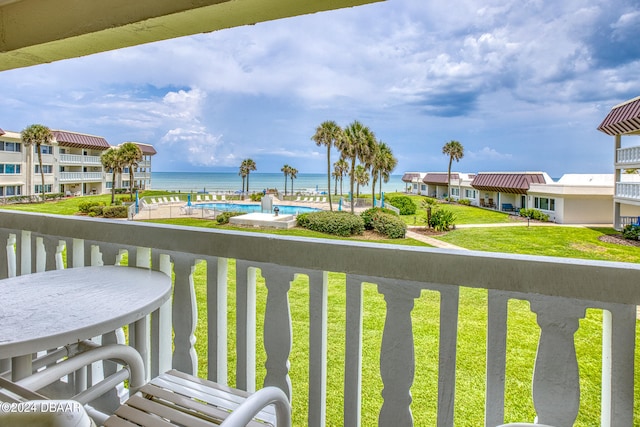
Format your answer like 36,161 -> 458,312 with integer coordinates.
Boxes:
442,140 -> 464,199
239,163 -> 248,197
312,120 -> 342,211
333,158 -> 349,196
354,164 -> 369,198
119,142 -> 143,200
379,144 -> 397,199
101,147 -> 125,204
289,167 -> 298,196
281,164 -> 291,197
338,121 -> 375,213
242,159 -> 257,195
21,124 -> 53,201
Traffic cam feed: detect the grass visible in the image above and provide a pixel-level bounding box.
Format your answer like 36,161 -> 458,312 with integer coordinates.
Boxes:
435,226 -> 640,263
384,193 -> 515,225
4,193 -> 639,425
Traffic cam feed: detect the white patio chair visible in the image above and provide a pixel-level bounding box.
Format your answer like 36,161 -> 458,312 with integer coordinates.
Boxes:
196,195 -> 202,202
162,197 -> 170,204
204,195 -> 211,201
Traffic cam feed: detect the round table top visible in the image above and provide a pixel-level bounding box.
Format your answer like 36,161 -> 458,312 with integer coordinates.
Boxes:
0,266 -> 172,359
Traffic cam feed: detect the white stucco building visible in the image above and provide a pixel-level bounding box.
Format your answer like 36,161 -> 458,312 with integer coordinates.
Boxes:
0,128 -> 156,199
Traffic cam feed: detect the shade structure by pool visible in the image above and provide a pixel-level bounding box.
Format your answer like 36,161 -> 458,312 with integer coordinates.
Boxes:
196,203 -> 320,215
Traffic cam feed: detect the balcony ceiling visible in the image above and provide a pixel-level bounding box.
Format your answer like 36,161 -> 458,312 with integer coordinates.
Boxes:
598,96 -> 640,136
0,0 -> 381,72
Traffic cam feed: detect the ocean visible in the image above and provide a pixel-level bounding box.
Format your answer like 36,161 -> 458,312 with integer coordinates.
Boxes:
151,172 -> 405,195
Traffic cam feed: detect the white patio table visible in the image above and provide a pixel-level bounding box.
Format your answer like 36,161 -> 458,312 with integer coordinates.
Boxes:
0,266 -> 171,382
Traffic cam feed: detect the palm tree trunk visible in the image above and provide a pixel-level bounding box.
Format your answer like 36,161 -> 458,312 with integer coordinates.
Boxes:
371,175 -> 377,206
350,158 -> 356,213
111,172 -> 117,204
327,147 -> 333,211
447,156 -> 453,199
284,174 -> 287,197
291,177 -> 294,195
247,173 -> 250,194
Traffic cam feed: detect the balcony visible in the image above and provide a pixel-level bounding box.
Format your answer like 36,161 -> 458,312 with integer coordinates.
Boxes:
0,210 -> 638,426
60,172 -> 103,182
616,182 -> 640,201
59,154 -> 102,165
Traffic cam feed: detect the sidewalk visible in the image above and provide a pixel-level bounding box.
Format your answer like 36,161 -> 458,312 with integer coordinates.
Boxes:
405,227 -> 467,250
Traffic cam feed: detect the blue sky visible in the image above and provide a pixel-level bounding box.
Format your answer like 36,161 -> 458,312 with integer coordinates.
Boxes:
1,0 -> 639,177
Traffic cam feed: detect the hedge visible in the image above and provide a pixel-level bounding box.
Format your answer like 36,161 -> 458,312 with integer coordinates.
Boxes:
361,207 -> 399,230
371,212 -> 407,238
387,195 -> 416,215
297,211 -> 364,237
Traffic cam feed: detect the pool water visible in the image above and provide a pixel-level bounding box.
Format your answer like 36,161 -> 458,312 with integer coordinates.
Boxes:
196,203 -> 320,215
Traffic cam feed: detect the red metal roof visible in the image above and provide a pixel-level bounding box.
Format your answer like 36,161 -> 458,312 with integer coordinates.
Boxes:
53,130 -> 110,150
423,173 -> 458,185
134,143 -> 157,156
471,173 -> 546,194
0,128 -> 4,136
401,173 -> 422,182
597,96 -> 640,136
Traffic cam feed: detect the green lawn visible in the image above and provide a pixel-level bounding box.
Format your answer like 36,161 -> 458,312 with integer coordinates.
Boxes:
435,226 -> 640,263
384,193 -> 515,225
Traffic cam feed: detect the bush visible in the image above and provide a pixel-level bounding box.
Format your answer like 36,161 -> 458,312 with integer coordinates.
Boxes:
361,207 -> 398,230
371,212 -> 407,238
458,199 -> 471,206
216,211 -> 244,224
102,206 -> 128,218
88,205 -> 104,216
78,200 -> 105,213
622,224 -> 640,241
519,208 -> 549,222
296,213 -> 310,228
387,195 -> 417,215
250,193 -> 264,202
297,211 -> 364,237
429,209 -> 456,231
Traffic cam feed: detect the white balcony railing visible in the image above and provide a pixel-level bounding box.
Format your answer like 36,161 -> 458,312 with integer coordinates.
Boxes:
59,172 -> 103,182
0,210 -> 638,426
617,146 -> 640,165
59,154 -> 102,165
616,182 -> 640,200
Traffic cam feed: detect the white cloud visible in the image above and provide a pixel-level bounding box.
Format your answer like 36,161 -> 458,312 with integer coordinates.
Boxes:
468,147 -> 513,161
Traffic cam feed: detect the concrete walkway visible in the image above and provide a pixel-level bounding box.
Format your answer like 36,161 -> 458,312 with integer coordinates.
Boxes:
405,227 -> 468,250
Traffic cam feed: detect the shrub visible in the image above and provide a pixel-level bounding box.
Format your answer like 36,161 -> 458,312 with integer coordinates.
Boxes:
458,199 -> 471,206
216,211 -> 244,224
250,193 -> 264,202
519,208 -> 549,222
429,209 -> 456,231
387,195 -> 417,215
371,212 -> 407,238
297,211 -> 364,237
361,207 -> 398,230
296,213 -> 310,228
102,206 -> 128,218
88,205 -> 104,216
622,224 -> 640,241
78,200 -> 105,213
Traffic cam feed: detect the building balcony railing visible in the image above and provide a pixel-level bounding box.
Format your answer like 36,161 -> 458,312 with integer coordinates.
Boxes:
59,154 -> 102,165
59,172 -> 103,182
616,182 -> 640,200
0,210 -> 638,426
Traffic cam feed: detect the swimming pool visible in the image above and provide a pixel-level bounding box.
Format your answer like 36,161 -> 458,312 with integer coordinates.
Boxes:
196,202 -> 321,215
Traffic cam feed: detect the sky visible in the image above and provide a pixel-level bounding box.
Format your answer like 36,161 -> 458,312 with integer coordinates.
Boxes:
1,0 -> 639,177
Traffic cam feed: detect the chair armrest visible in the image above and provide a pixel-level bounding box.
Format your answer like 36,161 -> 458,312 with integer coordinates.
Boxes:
219,386 -> 291,427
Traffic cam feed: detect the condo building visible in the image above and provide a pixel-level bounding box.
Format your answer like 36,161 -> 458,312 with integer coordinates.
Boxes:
0,128 -> 155,199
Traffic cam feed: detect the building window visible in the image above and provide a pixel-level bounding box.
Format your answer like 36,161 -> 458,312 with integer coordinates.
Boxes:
106,182 -> 113,189
0,164 -> 22,174
35,146 -> 54,155
0,141 -> 21,152
1,186 -> 22,196
534,197 -> 555,211
35,164 -> 53,174
465,189 -> 477,198
34,184 -> 53,194
451,188 -> 460,196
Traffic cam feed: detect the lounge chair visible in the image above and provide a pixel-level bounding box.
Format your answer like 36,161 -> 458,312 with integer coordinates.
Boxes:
162,197 -> 170,204
150,198 -> 158,204
196,195 -> 202,202
321,197 -> 327,203
204,195 -> 211,201
295,196 -> 301,202
220,194 -> 226,201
